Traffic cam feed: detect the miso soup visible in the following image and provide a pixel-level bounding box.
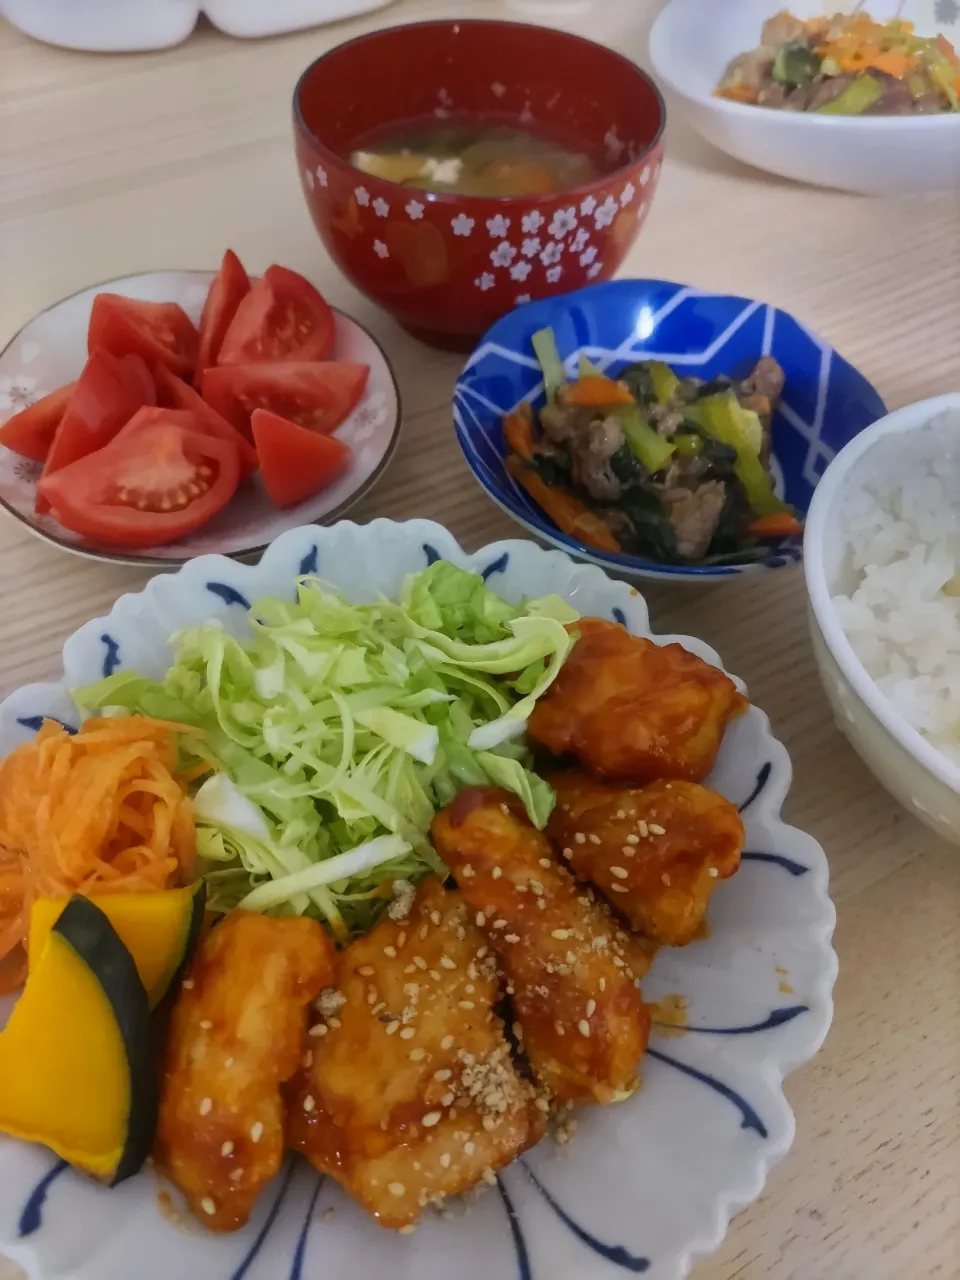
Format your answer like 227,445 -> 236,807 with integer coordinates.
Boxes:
350,118 -> 603,198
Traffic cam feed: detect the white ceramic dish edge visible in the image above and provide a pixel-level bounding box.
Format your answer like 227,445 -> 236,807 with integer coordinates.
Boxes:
0,520 -> 838,1280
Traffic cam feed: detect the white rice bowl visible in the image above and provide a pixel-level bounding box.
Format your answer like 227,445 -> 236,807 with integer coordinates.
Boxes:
830,411 -> 960,769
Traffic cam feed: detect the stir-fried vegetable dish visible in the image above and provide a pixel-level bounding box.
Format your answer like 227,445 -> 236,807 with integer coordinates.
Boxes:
504,328 -> 801,565
716,11 -> 960,114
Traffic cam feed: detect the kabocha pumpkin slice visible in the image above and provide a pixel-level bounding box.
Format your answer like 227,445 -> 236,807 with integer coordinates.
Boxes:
0,895 -> 157,1184
28,881 -> 206,1010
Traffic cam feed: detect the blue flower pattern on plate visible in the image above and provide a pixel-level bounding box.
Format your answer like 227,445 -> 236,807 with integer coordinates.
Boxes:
454,281 -> 886,580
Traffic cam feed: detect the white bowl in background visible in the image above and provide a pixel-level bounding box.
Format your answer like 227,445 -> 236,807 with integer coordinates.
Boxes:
0,0 -> 397,51
804,393 -> 960,846
649,0 -> 960,194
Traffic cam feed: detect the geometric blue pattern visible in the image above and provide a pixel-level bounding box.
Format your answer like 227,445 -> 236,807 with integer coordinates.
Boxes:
454,280 -> 887,580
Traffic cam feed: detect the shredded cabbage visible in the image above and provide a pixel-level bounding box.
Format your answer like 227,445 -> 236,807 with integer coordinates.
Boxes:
73,562 -> 578,937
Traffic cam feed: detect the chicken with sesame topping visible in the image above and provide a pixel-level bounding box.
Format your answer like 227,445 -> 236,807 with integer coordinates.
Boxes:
527,618 -> 746,784
432,788 -> 653,1105
546,772 -> 744,946
287,877 -> 544,1230
155,912 -> 335,1232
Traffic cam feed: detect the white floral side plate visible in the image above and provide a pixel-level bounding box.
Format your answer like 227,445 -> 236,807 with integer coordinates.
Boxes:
0,520 -> 837,1280
0,271 -> 401,568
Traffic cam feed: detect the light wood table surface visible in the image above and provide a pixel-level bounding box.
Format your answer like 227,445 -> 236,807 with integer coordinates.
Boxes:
1,3 -> 959,1277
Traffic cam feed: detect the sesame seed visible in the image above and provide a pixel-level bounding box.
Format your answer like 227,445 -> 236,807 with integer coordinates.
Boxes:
221,1141 -> 234,1157
250,1122 -> 264,1143
513,1021 -> 524,1040
422,1111 -> 442,1128
230,1168 -> 244,1182
465,983 -> 475,993
440,957 -> 457,970
599,977 -> 606,991
610,884 -> 628,893
459,1000 -> 475,1010
430,911 -> 441,926
482,1115 -> 498,1132
610,865 -> 629,879
397,931 -> 407,947
409,1048 -> 426,1062
399,1224 -> 416,1235
555,1020 -> 565,1036
435,1068 -> 453,1081
199,1020 -> 212,1030
615,810 -> 626,819
419,925 -> 429,940
662,872 -> 672,885
649,823 -> 666,836
225,1057 -> 234,1068
516,883 -> 528,893
441,1034 -> 455,1050
199,1097 -> 212,1116
574,833 -> 586,844
637,820 -> 649,837
492,866 -> 503,879
201,1197 -> 217,1216
400,1027 -> 417,1040
493,918 -> 507,929
388,1182 -> 406,1197
551,929 -> 570,940
535,1097 -> 550,1112
440,1152 -> 452,1169
413,956 -> 427,969
500,803 -> 511,815
475,913 -> 486,927
539,857 -> 552,869
303,1050 -> 313,1069
578,1019 -> 591,1037
461,865 -> 475,878
441,1091 -> 455,1106
504,934 -> 520,943
464,1141 -> 476,1155
385,1022 -> 400,1036
708,867 -> 719,877
613,955 -> 625,967
358,965 -> 375,976
586,999 -> 596,1016
626,834 -> 640,845
182,979 -> 194,990
303,1095 -> 316,1113
429,969 -> 442,981
562,848 -> 573,860
621,846 -> 635,858
588,834 -> 601,845
384,945 -> 397,958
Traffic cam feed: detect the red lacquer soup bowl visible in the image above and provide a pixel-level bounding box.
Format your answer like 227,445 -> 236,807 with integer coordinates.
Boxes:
293,20 -> 666,349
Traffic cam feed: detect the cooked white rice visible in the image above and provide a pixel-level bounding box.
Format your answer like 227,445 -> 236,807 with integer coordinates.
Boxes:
830,411 -> 960,769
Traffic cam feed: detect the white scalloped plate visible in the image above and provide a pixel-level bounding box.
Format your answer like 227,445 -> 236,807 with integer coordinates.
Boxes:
0,520 -> 837,1280
0,271 -> 402,568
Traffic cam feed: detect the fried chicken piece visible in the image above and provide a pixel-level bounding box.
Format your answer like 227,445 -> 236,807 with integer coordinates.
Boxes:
527,617 -> 747,783
546,771 -> 744,946
287,877 -> 544,1230
155,911 -> 335,1232
432,788 -> 653,1106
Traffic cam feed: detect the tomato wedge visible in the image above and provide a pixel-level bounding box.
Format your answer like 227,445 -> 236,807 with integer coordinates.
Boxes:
152,364 -> 258,477
201,362 -> 369,439
251,409 -> 351,508
88,293 -> 199,378
0,383 -> 76,462
217,266 -> 335,366
195,249 -> 250,384
37,350 -> 155,513
38,425 -> 240,548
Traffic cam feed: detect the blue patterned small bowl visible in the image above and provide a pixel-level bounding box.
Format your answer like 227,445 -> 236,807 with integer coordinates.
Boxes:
453,279 -> 886,582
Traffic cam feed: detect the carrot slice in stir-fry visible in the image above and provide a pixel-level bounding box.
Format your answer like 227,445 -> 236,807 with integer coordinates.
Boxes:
747,512 -> 803,539
0,715 -> 198,991
503,403 -> 535,461
506,455 -> 621,553
560,376 -> 635,408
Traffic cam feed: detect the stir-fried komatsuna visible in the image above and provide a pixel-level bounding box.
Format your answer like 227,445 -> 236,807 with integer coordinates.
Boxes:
504,329 -> 801,565
716,10 -> 960,115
